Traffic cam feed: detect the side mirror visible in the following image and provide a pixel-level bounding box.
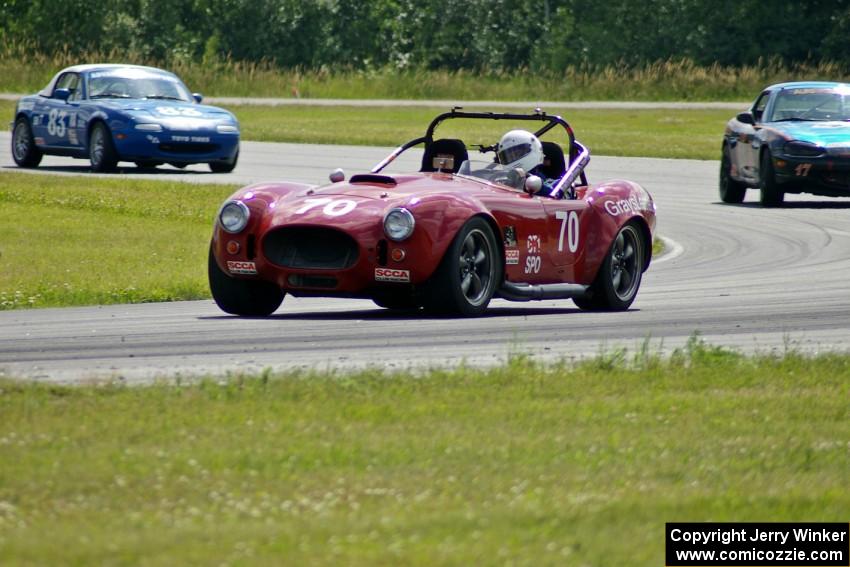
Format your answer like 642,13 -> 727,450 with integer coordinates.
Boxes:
736,111 -> 755,125
329,168 -> 345,183
53,88 -> 71,101
193,93 -> 203,103
524,175 -> 542,195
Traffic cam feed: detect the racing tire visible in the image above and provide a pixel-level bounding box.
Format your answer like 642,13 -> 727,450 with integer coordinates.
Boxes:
209,149 -> 239,173
135,161 -> 162,169
89,122 -> 119,172
573,222 -> 644,311
208,246 -> 284,316
11,117 -> 42,168
759,151 -> 784,207
423,217 -> 501,316
719,145 -> 746,204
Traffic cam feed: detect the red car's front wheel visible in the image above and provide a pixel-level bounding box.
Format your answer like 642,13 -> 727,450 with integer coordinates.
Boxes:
208,246 -> 284,316
424,217 -> 501,316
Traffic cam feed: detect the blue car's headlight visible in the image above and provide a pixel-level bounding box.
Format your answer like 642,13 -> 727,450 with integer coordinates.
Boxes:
783,141 -> 825,157
219,200 -> 250,233
383,208 -> 415,241
217,125 -> 239,134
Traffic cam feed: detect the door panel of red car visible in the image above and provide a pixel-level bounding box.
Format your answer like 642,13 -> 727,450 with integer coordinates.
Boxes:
541,200 -> 588,271
486,194 -> 554,284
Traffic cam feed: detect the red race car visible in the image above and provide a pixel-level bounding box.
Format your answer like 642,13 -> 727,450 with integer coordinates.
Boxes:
209,109 -> 656,316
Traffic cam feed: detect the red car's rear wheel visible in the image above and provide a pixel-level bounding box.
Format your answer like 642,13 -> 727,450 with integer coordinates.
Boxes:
574,222 -> 644,311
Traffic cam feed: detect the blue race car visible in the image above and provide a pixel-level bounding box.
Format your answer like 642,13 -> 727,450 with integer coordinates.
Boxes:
720,81 -> 850,206
10,64 -> 240,172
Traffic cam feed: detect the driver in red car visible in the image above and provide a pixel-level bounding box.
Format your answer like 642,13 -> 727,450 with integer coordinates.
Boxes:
496,130 -> 559,197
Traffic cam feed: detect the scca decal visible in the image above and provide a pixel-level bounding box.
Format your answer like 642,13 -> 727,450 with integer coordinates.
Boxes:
505,248 -> 520,265
375,268 -> 410,282
227,260 -> 257,275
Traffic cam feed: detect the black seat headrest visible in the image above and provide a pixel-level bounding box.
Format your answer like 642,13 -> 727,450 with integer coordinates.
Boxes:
421,138 -> 469,173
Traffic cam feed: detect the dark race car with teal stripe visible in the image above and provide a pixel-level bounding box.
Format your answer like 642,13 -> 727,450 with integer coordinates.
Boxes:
720,81 -> 850,206
10,64 -> 240,173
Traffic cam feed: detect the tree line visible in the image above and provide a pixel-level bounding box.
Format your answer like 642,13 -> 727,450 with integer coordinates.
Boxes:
2,0 -> 848,72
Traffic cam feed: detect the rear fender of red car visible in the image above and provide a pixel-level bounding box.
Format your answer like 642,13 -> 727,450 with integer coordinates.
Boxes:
579,180 -> 656,275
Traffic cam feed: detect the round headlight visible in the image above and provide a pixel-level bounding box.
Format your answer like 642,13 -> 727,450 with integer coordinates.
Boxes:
219,200 -> 250,233
383,208 -> 415,241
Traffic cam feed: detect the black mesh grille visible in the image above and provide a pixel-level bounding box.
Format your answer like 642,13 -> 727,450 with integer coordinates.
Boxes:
287,274 -> 338,288
158,143 -> 219,154
263,227 -> 359,269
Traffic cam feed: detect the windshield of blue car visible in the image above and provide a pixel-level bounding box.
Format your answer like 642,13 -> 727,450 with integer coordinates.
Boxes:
87,71 -> 192,102
769,88 -> 850,122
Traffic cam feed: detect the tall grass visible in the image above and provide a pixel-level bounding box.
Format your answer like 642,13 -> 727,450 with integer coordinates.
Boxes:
1,42 -> 848,101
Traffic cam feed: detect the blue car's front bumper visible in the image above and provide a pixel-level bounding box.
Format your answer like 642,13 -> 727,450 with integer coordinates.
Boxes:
114,128 -> 239,164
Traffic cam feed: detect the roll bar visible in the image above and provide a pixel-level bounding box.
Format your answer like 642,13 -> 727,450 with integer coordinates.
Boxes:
371,108 -> 590,192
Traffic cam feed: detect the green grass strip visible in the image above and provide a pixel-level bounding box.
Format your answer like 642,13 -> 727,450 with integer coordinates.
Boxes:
0,341 -> 848,565
235,105 -> 731,160
0,173 -> 236,309
3,100 -> 731,160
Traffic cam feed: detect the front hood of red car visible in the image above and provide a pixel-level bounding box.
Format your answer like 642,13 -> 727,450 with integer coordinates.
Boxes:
310,172 -> 492,201
264,172 -> 490,229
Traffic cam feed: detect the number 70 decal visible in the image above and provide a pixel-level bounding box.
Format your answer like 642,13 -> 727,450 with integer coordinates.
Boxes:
294,197 -> 357,216
555,210 -> 580,253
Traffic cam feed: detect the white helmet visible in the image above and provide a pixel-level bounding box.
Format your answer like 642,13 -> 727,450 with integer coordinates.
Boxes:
497,130 -> 543,172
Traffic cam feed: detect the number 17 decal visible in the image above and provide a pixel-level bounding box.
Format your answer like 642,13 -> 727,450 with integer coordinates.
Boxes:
794,163 -> 812,177
555,210 -> 580,253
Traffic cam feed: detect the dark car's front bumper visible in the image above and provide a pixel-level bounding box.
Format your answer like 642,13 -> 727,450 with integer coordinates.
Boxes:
772,153 -> 850,197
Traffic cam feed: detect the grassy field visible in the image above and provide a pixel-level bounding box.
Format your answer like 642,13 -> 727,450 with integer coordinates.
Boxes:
1,54 -> 845,567
233,105 -> 731,160
2,98 -> 731,160
1,342 -> 848,565
1,52 -> 846,101
0,172 -> 236,309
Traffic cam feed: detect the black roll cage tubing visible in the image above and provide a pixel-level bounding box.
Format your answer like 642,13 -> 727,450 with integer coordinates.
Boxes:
370,108 -> 590,196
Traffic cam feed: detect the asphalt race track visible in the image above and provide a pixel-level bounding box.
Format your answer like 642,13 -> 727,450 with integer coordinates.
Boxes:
2,131 -> 850,382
